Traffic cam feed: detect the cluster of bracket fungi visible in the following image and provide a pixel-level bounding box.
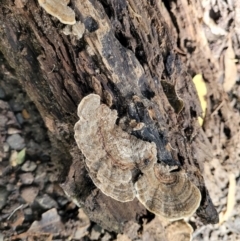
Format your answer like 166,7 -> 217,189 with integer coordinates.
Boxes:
74,94 -> 201,221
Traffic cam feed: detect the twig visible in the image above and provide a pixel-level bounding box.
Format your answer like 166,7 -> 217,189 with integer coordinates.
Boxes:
7,204 -> 27,220
211,101 -> 224,117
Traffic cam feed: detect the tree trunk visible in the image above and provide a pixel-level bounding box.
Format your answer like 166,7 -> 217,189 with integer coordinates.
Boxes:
0,0 -> 219,233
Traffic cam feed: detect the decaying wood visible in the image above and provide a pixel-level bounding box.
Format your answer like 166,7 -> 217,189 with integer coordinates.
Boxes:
0,0 -> 219,233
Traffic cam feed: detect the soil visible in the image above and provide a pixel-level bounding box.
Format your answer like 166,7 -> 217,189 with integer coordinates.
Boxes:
0,0 -> 240,240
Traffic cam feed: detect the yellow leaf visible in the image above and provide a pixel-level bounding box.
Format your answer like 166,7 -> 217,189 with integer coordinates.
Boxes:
192,74 -> 207,126
17,148 -> 26,165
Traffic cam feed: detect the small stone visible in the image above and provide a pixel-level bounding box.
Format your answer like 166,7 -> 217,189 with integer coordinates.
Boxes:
228,216 -> 240,233
6,134 -> 25,150
73,226 -> 89,240
21,160 -> 37,172
66,202 -> 76,211
0,100 -> 9,110
9,100 -> 23,112
73,209 -> 90,239
40,153 -> 50,162
36,194 -> 58,210
19,173 -> 34,185
6,183 -> 15,192
34,172 -> 48,190
24,207 -> 33,221
90,224 -> 103,240
102,232 -> 112,241
7,127 -> 21,134
16,113 -> 24,125
45,183 -> 54,194
0,185 -> 9,209
78,209 -> 90,226
0,114 -> 8,127
0,88 -> 6,99
26,140 -> 41,156
116,234 -> 132,241
20,186 -> 39,203
57,196 -> 69,207
3,143 -> 9,153
29,208 -> 63,234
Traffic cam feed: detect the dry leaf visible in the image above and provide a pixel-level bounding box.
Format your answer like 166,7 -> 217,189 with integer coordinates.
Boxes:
73,209 -> 90,239
17,148 -> 26,165
192,74 -> 207,126
223,37 -> 238,92
22,109 -> 30,119
219,173 -> 236,224
9,150 -> 18,166
9,148 -> 26,166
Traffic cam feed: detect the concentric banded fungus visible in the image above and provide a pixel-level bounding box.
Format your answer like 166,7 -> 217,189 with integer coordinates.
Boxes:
165,220 -> 193,241
74,94 -> 157,202
135,164 -> 201,220
38,0 -> 76,25
74,94 -> 201,219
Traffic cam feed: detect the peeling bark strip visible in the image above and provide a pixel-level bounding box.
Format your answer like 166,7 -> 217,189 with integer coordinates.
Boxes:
0,0 -> 218,232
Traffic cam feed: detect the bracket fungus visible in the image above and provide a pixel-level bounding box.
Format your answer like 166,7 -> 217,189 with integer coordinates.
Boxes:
74,94 -> 201,220
38,0 -> 76,25
135,164 -> 201,221
74,94 -> 157,202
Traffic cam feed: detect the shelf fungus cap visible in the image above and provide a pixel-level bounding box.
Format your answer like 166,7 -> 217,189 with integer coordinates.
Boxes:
74,94 -> 157,202
38,0 -> 76,25
135,164 -> 201,221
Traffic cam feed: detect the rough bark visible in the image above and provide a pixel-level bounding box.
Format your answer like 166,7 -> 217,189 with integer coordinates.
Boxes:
0,0 -> 219,233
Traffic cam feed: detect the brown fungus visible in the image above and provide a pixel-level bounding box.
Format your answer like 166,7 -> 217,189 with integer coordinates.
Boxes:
135,164 -> 201,221
74,94 -> 157,202
38,0 -> 76,25
74,94 -> 201,219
